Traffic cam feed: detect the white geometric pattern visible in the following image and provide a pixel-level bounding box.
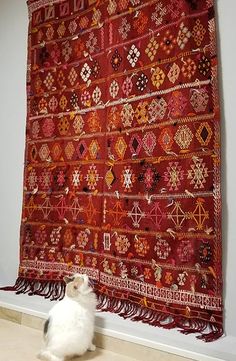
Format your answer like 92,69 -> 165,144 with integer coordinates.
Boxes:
128,202 -> 145,228
187,158 -> 209,189
127,44 -> 140,68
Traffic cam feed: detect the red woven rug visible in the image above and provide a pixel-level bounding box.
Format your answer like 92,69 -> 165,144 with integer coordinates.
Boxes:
4,0 -> 223,341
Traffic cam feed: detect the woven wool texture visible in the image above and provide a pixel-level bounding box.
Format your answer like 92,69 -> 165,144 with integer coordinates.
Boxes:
12,0 -> 224,341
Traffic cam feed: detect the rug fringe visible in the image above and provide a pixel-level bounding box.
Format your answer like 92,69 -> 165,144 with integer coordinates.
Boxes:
96,292 -> 223,342
0,278 -> 223,342
0,277 -> 65,301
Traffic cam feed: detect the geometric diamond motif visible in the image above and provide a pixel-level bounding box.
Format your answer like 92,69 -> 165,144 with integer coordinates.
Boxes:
58,116 -> 69,135
196,122 -> 213,146
192,19 -> 206,47
115,137 -> 127,159
52,143 -> 62,161
71,169 -> 82,188
57,22 -> 66,37
89,139 -> 100,159
65,141 -> 75,160
68,20 -> 77,35
76,140 -> 87,158
187,198 -> 209,231
149,97 -> 167,121
56,196 -> 67,220
158,127 -> 174,152
154,238 -> 171,259
127,44 -> 140,68
40,197 -> 52,219
68,67 -> 78,86
121,103 -> 134,127
30,145 -> 38,161
109,200 -> 127,226
121,166 -> 135,192
190,88 -> 209,113
129,134 -> 142,156
168,91 -> 187,117
85,164 -> 99,190
44,72 -> 54,90
167,63 -> 180,84
148,202 -> 166,230
80,62 -> 91,82
201,127 -> 209,142
127,201 -> 145,228
25,196 -> 37,218
70,197 -> 82,221
177,22 -> 191,50
27,169 -> 38,190
174,125 -> 193,149
143,131 -> 156,155
187,157 -> 209,189
167,201 -> 186,230
57,70 -> 65,86
105,168 -> 116,189
164,162 -> 184,191
83,196 -> 99,225
181,58 -> 196,80
73,115 -> 84,134
138,163 -> 161,192
39,144 -> 50,161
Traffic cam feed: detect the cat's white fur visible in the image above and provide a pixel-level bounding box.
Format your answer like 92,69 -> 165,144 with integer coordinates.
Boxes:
38,273 -> 97,361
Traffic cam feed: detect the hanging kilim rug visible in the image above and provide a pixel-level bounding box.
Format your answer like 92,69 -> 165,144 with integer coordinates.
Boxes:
2,0 -> 224,341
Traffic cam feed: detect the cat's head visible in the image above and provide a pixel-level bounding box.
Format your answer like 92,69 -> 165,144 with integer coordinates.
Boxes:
63,273 -> 93,299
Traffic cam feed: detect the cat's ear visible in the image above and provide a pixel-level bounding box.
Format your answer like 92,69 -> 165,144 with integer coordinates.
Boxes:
63,275 -> 75,284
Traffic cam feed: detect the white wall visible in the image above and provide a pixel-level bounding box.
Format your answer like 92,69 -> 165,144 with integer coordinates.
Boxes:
0,0 -> 27,282
0,1 -> 236,360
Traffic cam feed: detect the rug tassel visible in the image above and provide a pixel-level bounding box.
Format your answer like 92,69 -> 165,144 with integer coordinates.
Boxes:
196,324 -> 224,342
96,292 -> 223,342
1,279 -> 223,342
0,277 -> 65,301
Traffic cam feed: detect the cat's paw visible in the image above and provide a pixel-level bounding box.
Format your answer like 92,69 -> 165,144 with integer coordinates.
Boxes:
37,350 -> 63,361
37,351 -> 46,360
88,343 -> 96,352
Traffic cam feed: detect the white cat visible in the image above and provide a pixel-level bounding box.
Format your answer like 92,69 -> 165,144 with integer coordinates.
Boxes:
38,273 -> 97,361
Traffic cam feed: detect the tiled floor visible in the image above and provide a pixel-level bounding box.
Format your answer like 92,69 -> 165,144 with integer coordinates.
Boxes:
0,319 -> 138,361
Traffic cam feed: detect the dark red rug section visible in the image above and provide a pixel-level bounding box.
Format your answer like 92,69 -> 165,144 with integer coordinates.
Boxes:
1,0 -> 223,341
